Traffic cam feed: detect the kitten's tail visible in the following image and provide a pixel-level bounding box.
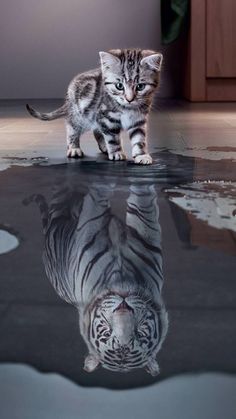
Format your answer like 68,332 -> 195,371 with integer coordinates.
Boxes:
26,103 -> 67,121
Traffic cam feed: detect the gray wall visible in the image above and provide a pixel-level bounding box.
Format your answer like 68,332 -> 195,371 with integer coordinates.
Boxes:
0,0 -> 181,99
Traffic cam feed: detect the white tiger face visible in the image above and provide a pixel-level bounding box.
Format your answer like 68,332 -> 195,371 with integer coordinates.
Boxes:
83,294 -> 168,375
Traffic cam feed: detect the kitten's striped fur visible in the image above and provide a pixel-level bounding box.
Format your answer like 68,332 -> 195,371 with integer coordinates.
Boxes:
26,49 -> 163,165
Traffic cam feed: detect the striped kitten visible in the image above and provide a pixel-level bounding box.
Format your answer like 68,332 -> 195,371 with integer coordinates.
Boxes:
26,49 -> 163,165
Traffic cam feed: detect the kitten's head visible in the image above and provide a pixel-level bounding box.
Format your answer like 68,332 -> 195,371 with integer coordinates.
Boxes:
99,49 -> 163,108
81,294 -> 168,375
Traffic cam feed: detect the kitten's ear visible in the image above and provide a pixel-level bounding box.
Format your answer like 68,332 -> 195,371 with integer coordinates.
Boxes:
83,354 -> 100,373
145,358 -> 160,376
141,52 -> 163,72
99,51 -> 121,72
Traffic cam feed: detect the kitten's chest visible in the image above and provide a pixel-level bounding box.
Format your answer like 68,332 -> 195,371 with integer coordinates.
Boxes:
120,111 -> 140,130
95,106 -> 140,131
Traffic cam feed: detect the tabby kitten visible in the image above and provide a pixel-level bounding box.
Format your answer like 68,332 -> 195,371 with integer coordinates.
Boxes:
26,49 -> 163,165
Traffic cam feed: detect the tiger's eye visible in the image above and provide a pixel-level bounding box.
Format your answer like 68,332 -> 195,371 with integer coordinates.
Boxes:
104,330 -> 111,337
136,83 -> 145,91
115,82 -> 124,90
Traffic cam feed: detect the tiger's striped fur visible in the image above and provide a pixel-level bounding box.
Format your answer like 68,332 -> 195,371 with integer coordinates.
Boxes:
30,180 -> 168,375
26,49 -> 163,165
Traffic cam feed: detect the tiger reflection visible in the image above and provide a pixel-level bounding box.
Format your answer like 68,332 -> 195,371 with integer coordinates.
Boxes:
30,181 -> 168,375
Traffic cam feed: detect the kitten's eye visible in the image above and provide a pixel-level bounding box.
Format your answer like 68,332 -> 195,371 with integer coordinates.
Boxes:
115,82 -> 124,90
136,83 -> 146,91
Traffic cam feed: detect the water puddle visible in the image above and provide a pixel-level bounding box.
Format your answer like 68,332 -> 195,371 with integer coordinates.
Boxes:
0,364 -> 235,419
0,156 -> 49,171
154,146 -> 236,162
0,227 -> 19,255
165,181 -> 236,232
0,153 -> 235,394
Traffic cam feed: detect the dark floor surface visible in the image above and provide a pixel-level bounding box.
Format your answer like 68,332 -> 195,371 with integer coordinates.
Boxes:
0,151 -> 235,391
0,100 -> 236,418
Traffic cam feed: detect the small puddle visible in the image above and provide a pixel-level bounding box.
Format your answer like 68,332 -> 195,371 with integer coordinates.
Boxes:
0,156 -> 49,172
2,156 -> 49,163
206,146 -> 236,152
0,228 -> 19,255
165,181 -> 236,233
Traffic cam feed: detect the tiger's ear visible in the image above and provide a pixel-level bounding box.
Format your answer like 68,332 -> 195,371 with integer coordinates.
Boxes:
146,358 -> 160,376
99,51 -> 121,72
140,52 -> 163,72
83,354 -> 100,373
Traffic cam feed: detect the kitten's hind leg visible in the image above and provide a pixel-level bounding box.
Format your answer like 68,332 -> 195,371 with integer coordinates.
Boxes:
66,122 -> 84,158
93,130 -> 107,154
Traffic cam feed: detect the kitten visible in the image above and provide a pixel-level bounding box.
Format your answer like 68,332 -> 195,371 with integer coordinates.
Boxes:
26,49 -> 163,165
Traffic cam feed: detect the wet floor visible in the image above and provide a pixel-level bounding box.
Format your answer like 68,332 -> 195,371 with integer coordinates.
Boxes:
1,99 -> 236,417
0,149 -> 236,417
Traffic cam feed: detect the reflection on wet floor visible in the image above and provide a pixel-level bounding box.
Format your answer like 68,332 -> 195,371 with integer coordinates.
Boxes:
0,151 -> 236,394
25,179 -> 167,376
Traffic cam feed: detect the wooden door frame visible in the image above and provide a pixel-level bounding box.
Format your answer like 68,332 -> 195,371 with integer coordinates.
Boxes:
184,0 -> 206,101
183,0 -> 236,101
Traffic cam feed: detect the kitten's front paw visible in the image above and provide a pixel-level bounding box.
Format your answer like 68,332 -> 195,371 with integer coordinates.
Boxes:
67,147 -> 84,158
134,154 -> 152,165
108,151 -> 126,161
99,142 -> 108,154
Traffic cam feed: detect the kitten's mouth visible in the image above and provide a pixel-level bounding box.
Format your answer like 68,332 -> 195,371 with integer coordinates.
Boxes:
123,100 -> 140,108
125,98 -> 134,104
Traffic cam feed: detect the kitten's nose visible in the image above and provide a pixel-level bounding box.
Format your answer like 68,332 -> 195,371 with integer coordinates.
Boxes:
125,87 -> 135,103
126,98 -> 133,103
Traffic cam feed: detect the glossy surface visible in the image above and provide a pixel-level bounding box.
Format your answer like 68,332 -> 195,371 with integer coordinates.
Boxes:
0,100 -> 236,416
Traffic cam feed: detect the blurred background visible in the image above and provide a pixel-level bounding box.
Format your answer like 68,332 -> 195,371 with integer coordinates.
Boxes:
0,0 -> 185,100
1,0 -> 235,102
